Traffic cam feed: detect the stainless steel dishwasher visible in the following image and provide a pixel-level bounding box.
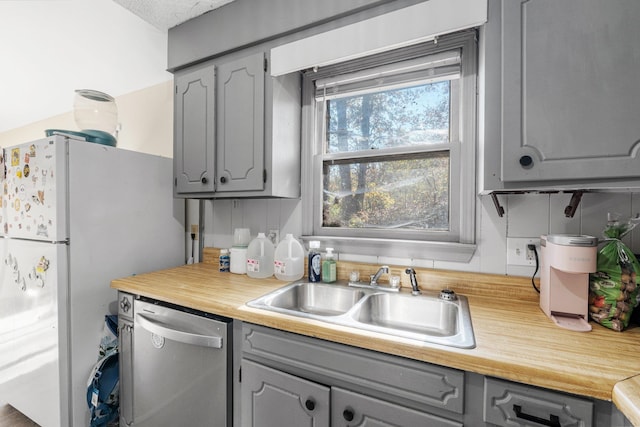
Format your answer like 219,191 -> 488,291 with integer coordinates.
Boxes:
118,292 -> 232,427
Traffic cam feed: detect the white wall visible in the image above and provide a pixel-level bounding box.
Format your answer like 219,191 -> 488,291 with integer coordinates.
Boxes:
0,81 -> 174,158
201,192 -> 640,276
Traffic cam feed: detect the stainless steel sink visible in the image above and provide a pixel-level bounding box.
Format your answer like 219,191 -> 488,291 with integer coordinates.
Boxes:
247,280 -> 475,349
251,282 -> 366,316
352,293 -> 458,337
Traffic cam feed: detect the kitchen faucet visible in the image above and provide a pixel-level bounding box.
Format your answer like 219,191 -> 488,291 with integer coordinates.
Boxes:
369,265 -> 389,286
405,268 -> 421,296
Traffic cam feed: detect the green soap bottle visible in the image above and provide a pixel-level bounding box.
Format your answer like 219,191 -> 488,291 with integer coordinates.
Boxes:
322,247 -> 337,283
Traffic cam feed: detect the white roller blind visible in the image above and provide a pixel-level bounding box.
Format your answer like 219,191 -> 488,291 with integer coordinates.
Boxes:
270,0 -> 487,76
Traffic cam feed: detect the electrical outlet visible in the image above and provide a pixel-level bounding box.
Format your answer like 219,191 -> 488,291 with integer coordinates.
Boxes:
267,229 -> 280,246
506,237 -> 541,266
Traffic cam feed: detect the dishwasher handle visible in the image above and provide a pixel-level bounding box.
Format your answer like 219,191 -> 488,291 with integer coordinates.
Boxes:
119,321 -> 134,426
136,313 -> 223,348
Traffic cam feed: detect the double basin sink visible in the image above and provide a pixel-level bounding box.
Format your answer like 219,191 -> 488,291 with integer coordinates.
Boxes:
247,280 -> 475,349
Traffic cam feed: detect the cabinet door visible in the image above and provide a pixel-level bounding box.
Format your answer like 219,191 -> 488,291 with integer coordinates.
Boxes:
216,52 -> 265,192
174,64 -> 216,194
501,0 -> 640,182
332,387 -> 462,427
241,359 -> 329,427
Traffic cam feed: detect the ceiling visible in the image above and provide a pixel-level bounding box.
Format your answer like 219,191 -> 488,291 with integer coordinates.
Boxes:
112,0 -> 235,31
0,0 -> 232,134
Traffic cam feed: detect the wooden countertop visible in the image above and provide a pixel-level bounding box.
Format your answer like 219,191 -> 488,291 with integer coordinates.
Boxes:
111,263 -> 640,422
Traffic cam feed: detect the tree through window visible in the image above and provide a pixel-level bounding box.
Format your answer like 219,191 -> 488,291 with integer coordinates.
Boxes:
323,81 -> 452,231
302,31 -> 477,255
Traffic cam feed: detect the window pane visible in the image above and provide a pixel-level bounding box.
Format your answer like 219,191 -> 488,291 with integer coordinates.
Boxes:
322,153 -> 449,231
325,81 -> 451,153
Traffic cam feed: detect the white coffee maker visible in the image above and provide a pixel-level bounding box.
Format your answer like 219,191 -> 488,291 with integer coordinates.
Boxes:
539,234 -> 598,332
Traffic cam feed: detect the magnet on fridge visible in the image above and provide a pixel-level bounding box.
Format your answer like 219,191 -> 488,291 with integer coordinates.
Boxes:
29,144 -> 36,158
23,164 -> 30,178
24,153 -> 30,164
11,148 -> 19,166
36,256 -> 50,274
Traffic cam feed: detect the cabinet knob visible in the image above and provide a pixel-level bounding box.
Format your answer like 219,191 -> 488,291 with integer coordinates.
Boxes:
343,408 -> 355,421
201,177 -> 208,184
304,399 -> 315,411
220,176 -> 227,184
519,155 -> 534,168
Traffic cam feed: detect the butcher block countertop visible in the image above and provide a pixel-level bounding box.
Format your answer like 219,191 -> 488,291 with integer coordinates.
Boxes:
111,260 -> 640,424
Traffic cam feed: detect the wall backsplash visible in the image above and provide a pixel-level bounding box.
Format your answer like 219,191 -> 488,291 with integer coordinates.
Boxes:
200,192 -> 640,277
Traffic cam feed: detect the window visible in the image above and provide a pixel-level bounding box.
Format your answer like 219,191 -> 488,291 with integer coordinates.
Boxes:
301,31 -> 477,261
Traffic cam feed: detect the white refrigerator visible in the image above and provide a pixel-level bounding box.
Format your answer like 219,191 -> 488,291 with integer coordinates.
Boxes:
0,135 -> 185,427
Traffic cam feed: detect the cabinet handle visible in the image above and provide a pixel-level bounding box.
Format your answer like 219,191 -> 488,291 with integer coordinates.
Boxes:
220,176 -> 227,184
201,177 -> 208,184
304,399 -> 315,411
513,404 -> 560,427
519,155 -> 534,168
342,408 -> 354,422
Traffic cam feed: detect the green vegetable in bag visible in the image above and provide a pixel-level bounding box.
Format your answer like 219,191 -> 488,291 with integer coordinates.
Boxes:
589,214 -> 640,332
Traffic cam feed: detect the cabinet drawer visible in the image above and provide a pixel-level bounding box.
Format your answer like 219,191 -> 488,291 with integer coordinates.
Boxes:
484,377 -> 593,427
242,323 -> 464,414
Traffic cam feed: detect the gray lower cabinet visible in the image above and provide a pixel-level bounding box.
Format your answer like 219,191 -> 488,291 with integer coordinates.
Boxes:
482,376 -> 632,427
241,359 -> 462,427
331,387 -> 462,427
239,323 -> 633,427
483,377 -> 593,427
481,0 -> 640,190
241,358 -> 330,427
241,323 -> 464,426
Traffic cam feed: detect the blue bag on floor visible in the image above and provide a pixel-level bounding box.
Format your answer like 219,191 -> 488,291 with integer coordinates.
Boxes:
87,315 -> 119,427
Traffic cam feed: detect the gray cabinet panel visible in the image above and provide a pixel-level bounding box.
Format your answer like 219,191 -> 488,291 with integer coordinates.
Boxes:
216,52 -> 265,193
331,387 -> 462,427
172,48 -> 300,199
500,0 -> 640,182
242,323 -> 464,414
174,64 -> 216,194
241,358 -> 329,427
484,377 -> 593,427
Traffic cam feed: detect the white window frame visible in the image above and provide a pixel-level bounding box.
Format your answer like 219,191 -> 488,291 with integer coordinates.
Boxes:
300,31 -> 477,262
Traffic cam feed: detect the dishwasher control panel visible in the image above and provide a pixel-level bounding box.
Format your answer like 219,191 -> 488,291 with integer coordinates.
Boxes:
118,292 -> 135,321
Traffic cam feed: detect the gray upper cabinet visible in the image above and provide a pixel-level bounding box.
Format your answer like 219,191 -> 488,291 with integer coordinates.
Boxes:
173,49 -> 301,199
481,0 -> 640,191
216,52 -> 265,193
174,63 -> 216,195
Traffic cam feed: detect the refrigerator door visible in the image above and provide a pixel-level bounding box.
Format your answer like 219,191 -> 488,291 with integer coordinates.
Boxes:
0,238 -> 67,427
2,137 -> 68,241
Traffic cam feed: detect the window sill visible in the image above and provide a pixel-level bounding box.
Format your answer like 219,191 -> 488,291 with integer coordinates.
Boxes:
300,236 -> 476,263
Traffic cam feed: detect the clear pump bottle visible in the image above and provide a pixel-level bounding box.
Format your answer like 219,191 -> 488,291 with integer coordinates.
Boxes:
322,248 -> 337,283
